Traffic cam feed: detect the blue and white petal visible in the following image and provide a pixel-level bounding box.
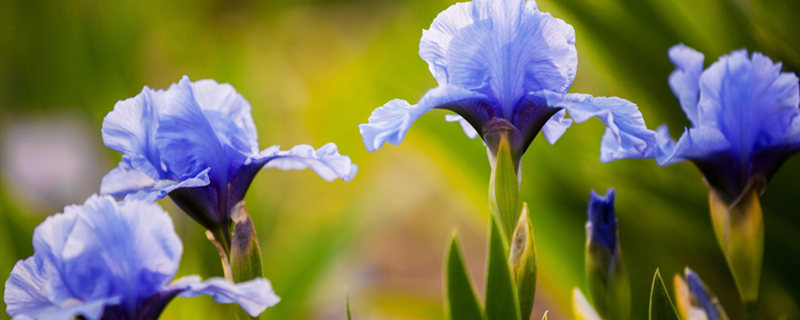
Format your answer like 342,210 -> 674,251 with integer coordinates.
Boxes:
541,109 -> 572,145
359,85 -> 489,152
5,257 -> 55,319
668,44 -> 704,125
545,92 -> 656,162
170,276 -> 280,317
261,143 -> 358,182
445,114 -> 479,139
100,159 -> 210,203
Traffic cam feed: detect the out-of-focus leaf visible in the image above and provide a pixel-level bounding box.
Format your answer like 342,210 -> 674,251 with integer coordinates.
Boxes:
445,234 -> 484,320
346,290 -> 352,320
542,310 -> 549,320
509,203 -> 536,320
649,269 -> 679,320
485,218 -> 521,320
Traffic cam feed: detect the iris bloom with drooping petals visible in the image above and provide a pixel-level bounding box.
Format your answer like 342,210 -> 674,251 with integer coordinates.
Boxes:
359,0 -> 655,164
4,195 -> 279,320
101,76 -> 357,243
655,44 -> 800,203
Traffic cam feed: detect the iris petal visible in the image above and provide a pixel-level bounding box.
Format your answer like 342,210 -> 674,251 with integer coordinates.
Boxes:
656,45 -> 799,200
170,276 -> 280,317
359,85 -> 489,152
668,44 -> 704,125
261,143 -> 358,182
544,92 -> 656,162
541,109 -> 572,144
445,114 -> 480,139
100,160 -> 210,202
7,196 -> 183,319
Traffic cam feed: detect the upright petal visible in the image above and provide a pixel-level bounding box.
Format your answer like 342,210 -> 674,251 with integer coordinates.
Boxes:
188,78 -> 260,157
170,276 -> 280,317
419,0 -> 576,119
668,44 -> 704,125
419,2 -> 475,84
156,77 -> 228,183
698,49 -> 800,162
443,1 -> 576,117
359,85 -> 490,151
546,92 -> 656,162
101,86 -> 161,168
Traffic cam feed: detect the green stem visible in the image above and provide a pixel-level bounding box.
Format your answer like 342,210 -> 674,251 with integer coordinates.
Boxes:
744,300 -> 758,320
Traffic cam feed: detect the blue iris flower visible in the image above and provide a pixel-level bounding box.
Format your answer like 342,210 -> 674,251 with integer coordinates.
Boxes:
100,76 -> 357,239
359,0 -> 655,163
586,188 -> 617,250
655,45 -> 800,203
4,195 -> 280,320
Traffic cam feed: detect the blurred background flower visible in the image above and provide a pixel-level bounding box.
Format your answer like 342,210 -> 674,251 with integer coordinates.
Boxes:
1,0 -> 798,319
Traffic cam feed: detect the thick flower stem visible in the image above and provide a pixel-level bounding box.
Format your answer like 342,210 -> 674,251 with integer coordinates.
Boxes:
708,182 -> 763,319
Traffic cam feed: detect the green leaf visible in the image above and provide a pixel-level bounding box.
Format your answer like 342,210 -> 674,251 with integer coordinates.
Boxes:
509,203 -> 536,320
541,310 -> 549,320
488,132 -> 520,242
485,218 -> 521,320
346,291 -> 352,320
445,234 -> 484,320
649,269 -> 679,320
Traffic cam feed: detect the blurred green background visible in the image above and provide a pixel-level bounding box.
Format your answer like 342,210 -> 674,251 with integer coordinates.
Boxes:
1,0 -> 798,319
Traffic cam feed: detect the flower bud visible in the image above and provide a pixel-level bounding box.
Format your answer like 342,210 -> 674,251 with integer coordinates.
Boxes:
585,189 -> 630,320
